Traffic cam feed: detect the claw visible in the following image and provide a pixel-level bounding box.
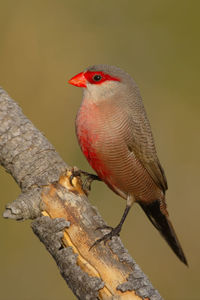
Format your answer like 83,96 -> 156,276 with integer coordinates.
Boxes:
80,171 -> 101,194
82,173 -> 101,192
89,225 -> 121,250
90,204 -> 132,251
69,168 -> 81,186
68,168 -> 101,195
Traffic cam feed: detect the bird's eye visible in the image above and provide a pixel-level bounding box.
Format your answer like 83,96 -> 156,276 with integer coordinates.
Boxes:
93,74 -> 102,82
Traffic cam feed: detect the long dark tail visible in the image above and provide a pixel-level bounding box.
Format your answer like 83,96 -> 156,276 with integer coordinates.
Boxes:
139,200 -> 188,266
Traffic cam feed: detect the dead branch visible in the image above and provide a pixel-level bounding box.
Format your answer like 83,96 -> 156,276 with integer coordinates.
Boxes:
0,87 -> 163,300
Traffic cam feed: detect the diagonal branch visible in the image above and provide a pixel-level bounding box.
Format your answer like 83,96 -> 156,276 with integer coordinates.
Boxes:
0,88 -> 163,300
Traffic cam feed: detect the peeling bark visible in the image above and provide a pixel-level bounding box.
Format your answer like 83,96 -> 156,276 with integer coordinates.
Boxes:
0,88 -> 163,300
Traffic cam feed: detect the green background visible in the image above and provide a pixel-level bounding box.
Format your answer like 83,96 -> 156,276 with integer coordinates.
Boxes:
0,1 -> 199,299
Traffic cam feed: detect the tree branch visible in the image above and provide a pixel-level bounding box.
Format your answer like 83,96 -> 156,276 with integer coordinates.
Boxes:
0,87 -> 163,300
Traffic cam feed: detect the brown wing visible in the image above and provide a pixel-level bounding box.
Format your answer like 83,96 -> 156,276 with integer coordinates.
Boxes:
141,159 -> 168,192
127,113 -> 168,193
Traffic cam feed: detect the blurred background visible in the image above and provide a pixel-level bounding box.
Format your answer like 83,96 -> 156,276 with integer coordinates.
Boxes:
0,1 -> 199,299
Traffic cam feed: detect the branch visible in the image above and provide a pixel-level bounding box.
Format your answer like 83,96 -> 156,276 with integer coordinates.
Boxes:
0,87 -> 163,300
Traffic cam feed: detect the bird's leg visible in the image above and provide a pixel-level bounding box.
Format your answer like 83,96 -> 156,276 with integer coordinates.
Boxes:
79,170 -> 101,182
69,167 -> 101,194
90,195 -> 134,249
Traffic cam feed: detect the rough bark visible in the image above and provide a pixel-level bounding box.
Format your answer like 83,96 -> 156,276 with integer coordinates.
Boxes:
0,87 -> 163,300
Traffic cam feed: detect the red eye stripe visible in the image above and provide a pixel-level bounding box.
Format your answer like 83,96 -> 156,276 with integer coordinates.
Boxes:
84,71 -> 120,85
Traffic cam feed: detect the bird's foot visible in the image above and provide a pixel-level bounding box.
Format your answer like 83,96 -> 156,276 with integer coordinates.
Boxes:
69,167 -> 81,186
82,172 -> 101,193
90,224 -> 121,250
69,167 -> 101,195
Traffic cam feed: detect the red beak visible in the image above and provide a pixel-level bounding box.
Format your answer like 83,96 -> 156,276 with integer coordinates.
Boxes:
68,72 -> 87,88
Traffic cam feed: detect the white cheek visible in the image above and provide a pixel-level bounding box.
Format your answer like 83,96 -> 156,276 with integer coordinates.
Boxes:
85,81 -> 122,101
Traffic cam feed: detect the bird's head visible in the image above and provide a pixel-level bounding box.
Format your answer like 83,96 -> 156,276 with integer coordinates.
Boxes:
68,65 -> 137,101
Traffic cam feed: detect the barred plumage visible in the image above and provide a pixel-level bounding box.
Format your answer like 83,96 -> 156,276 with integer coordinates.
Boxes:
70,64 -> 188,265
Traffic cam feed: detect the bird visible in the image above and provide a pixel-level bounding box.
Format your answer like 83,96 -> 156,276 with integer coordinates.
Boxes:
68,64 -> 188,265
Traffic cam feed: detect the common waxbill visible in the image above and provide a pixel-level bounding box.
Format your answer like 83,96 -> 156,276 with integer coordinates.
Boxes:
68,64 -> 187,265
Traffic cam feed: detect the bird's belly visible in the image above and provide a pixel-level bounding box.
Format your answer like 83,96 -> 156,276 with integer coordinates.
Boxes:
76,103 -> 161,202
